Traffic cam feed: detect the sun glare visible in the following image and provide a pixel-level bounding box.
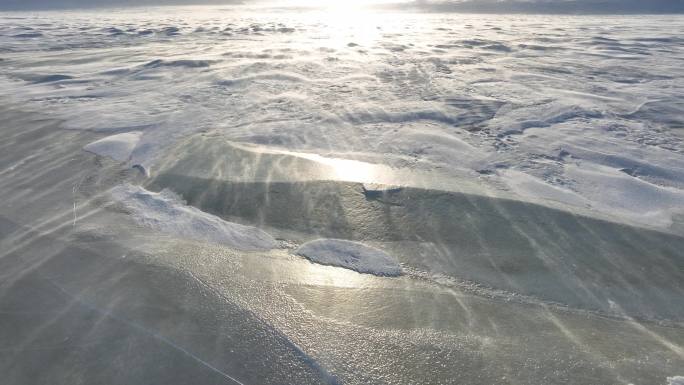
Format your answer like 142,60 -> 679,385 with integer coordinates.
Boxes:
259,0 -> 408,45
304,0 -> 367,8
272,0 -> 403,12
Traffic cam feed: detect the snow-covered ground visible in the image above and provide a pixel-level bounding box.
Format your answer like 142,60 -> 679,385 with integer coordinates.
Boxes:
1,8 -> 683,233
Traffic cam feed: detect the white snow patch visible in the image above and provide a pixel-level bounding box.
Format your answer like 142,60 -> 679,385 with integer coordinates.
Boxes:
564,162 -> 684,229
110,184 -> 277,250
668,377 -> 684,385
501,169 -> 590,208
296,239 -> 402,276
84,132 -> 142,162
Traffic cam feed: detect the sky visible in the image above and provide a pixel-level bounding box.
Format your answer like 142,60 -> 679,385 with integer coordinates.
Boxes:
1,0 -> 683,13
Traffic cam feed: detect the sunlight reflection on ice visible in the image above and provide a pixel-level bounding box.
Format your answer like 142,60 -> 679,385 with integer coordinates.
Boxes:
293,153 -> 381,183
294,259 -> 369,288
228,141 -> 392,184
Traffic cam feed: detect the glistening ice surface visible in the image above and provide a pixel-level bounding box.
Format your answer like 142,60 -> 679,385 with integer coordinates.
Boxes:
0,6 -> 683,385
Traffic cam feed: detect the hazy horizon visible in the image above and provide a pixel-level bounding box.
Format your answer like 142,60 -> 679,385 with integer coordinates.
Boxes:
2,0 -> 684,13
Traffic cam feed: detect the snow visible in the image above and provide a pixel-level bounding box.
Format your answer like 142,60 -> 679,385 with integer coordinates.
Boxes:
668,377 -> 684,385
1,9 -> 684,233
296,239 -> 402,276
83,132 -> 142,162
110,184 -> 277,251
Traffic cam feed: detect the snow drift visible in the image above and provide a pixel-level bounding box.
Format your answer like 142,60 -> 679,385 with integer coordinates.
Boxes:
296,239 -> 402,276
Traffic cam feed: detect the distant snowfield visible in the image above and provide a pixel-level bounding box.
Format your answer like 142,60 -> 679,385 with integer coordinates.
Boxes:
1,8 -> 683,233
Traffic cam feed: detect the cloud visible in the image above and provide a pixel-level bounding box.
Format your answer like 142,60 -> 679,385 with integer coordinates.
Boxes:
0,0 -> 242,11
1,0 -> 683,13
398,0 -> 684,14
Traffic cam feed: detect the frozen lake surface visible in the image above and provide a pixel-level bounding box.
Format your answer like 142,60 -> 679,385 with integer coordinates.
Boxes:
0,7 -> 683,385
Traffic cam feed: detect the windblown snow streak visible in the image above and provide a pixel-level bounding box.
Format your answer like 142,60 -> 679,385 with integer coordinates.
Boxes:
111,184 -> 277,250
83,131 -> 142,162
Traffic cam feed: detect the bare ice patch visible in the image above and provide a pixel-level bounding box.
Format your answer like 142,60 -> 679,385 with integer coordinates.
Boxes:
296,239 -> 402,276
84,132 -> 143,162
110,184 -> 277,251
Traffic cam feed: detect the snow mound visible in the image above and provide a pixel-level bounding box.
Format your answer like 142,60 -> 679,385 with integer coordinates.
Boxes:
296,239 -> 402,276
668,377 -> 684,385
110,184 -> 277,251
84,132 -> 142,162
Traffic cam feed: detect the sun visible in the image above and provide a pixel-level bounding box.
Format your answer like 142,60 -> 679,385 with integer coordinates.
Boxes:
270,0 -> 402,11
312,0 -> 375,9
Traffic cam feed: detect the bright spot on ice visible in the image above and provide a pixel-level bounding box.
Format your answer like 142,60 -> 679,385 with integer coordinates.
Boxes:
295,260 -> 368,288
277,151 -> 388,183
228,142 -> 388,184
318,157 -> 379,183
668,376 -> 684,385
297,239 -> 402,276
